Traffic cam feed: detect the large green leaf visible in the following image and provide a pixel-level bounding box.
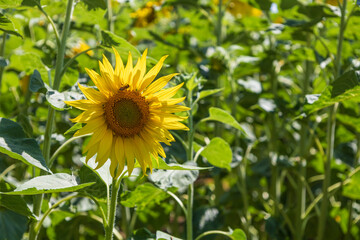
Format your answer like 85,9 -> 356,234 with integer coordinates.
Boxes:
0,0 -> 22,8
2,173 -> 94,195
230,229 -> 247,240
343,171 -> 360,200
100,30 -> 141,59
0,13 -> 22,37
331,70 -> 360,98
79,161 -> 107,198
80,156 -> 112,186
196,88 -> 223,101
202,107 -> 246,134
304,70 -> 360,114
0,117 -> 50,172
0,181 -> 35,219
121,183 -> 169,211
150,156 -> 211,171
201,137 -> 232,171
150,162 -> 199,190
29,69 -> 46,93
0,208 -> 27,240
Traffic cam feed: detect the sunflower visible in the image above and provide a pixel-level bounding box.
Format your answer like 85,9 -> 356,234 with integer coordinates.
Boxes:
65,48 -> 189,177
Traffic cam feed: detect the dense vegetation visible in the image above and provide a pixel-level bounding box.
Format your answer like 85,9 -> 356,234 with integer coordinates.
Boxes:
1,0 -> 360,240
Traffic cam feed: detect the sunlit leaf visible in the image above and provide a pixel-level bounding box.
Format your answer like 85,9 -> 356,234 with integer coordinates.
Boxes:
343,171 -> 360,200
230,229 -> 247,240
156,231 -> 182,240
0,13 -> 22,37
2,173 -> 94,195
201,137 -> 232,171
0,118 -> 50,172
202,107 -> 246,134
101,30 -> 141,59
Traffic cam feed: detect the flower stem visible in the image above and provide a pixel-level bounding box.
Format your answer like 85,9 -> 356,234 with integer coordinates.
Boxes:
0,33 -> 7,96
317,0 -> 347,239
186,86 -> 195,240
105,178 -> 121,240
28,1 -> 74,239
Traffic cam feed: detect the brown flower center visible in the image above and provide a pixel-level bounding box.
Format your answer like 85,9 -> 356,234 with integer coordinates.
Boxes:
104,88 -> 149,137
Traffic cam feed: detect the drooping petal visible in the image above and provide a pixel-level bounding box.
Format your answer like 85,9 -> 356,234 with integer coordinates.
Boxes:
132,49 -> 147,89
113,47 -> 125,87
143,73 -> 179,96
77,83 -> 108,103
138,55 -> 168,92
123,52 -> 133,86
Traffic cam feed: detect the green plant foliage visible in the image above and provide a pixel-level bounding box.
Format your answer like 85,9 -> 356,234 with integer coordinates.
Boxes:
0,118 -> 50,172
2,173 -> 94,195
202,107 -> 246,133
201,137 -> 232,171
0,208 -> 27,240
0,13 -> 22,37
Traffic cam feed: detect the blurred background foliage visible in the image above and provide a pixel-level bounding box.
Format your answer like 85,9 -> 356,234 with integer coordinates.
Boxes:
1,0 -> 360,239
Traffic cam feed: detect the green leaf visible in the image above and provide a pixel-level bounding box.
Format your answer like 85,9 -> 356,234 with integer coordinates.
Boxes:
29,69 -> 46,93
79,164 -> 107,199
0,57 -> 8,67
0,117 -> 50,172
0,208 -> 27,240
120,183 -> 169,211
230,229 -> 247,240
201,137 -> 232,171
21,0 -> 40,7
156,231 -> 182,240
196,88 -> 223,101
46,90 -> 70,111
150,156 -> 211,171
81,0 -> 106,10
150,162 -> 199,190
202,107 -> 246,134
2,173 -> 94,195
0,0 -> 22,8
0,181 -> 35,219
47,90 -> 82,111
64,123 -> 83,136
343,171 -> 360,200
185,73 -> 197,91
100,30 -> 141,59
80,156 -> 112,186
304,86 -> 360,114
0,13 -> 22,37
331,70 -> 360,98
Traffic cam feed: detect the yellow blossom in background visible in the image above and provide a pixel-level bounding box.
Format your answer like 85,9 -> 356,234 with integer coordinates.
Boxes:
70,40 -> 94,58
214,0 -> 263,18
325,0 -> 343,6
130,0 -> 171,28
19,75 -> 30,95
65,48 -> 189,177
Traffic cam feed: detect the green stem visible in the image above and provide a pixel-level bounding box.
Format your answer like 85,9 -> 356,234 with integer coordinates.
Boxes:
295,35 -> 312,240
167,190 -> 187,218
106,0 -> 115,64
28,1 -> 74,239
49,134 -> 91,168
0,33 -> 6,96
186,87 -> 195,240
105,178 -> 121,240
194,230 -> 232,240
317,1 -> 347,239
37,5 -> 60,47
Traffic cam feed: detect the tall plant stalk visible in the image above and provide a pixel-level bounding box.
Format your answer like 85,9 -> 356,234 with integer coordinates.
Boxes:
0,33 -> 7,97
105,177 -> 121,240
28,1 -> 74,239
186,87 -> 195,240
317,0 -> 347,239
295,36 -> 312,240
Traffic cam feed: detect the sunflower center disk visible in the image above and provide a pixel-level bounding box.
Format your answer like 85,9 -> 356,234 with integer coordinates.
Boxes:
104,90 -> 150,137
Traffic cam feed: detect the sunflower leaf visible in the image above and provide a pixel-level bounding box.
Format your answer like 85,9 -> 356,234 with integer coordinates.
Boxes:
196,88 -> 223,101
29,69 -> 46,93
0,13 -> 22,38
100,30 -> 141,59
1,173 -> 95,195
201,137 -> 232,171
149,156 -> 211,171
0,209 -> 27,240
0,181 -> 36,219
64,123 -> 83,136
202,107 -> 247,135
0,117 -> 50,172
120,183 -> 169,211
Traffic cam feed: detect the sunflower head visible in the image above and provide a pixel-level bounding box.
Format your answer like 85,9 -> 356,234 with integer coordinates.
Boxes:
65,48 -> 189,178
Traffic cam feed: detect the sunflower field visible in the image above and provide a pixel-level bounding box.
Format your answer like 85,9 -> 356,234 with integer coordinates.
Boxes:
2,0 -> 360,239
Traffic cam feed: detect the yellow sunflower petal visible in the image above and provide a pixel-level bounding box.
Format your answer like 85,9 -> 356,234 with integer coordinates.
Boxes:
132,49 -> 147,89
74,117 -> 105,137
149,82 -> 185,101
83,124 -> 108,153
114,137 -> 125,175
78,83 -> 107,103
143,73 -> 179,96
94,129 -> 113,169
123,138 -> 135,175
70,107 -> 104,123
64,99 -> 97,110
113,47 -> 125,87
123,52 -> 133,86
99,60 -> 117,93
85,68 -> 109,95
138,55 -> 168,92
